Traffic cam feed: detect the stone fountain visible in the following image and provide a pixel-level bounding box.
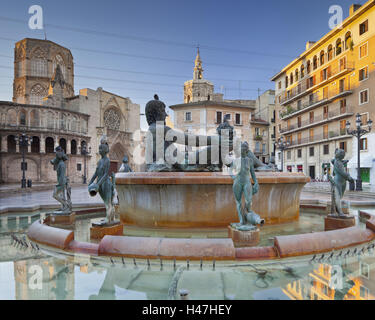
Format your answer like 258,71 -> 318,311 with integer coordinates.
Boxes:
116,96 -> 310,230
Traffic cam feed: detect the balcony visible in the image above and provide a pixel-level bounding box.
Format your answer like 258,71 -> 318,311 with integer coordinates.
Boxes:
286,129 -> 351,148
254,134 -> 263,141
280,105 -> 353,134
279,61 -> 354,106
0,123 -> 88,135
280,82 -> 352,120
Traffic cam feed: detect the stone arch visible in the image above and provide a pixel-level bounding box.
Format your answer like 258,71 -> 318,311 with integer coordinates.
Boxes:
6,155 -> 39,182
6,108 -> 17,125
109,142 -> 126,173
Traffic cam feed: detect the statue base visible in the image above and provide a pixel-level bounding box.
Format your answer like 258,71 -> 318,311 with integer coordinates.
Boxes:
228,225 -> 260,247
324,215 -> 355,231
90,221 -> 123,240
45,212 -> 75,226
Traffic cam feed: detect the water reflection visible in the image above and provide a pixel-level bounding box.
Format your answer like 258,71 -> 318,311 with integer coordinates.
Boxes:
0,210 -> 375,300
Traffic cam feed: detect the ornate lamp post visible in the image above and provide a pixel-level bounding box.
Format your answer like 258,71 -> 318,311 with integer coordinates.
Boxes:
346,113 -> 372,191
14,133 -> 33,188
276,136 -> 290,172
79,144 -> 91,184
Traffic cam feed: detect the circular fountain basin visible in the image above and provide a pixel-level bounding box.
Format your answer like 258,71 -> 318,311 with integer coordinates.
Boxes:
115,172 -> 310,228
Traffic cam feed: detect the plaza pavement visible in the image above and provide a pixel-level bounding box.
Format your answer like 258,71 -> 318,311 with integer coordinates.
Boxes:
0,182 -> 375,213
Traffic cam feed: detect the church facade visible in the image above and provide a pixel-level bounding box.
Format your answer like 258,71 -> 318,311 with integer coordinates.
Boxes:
0,38 -> 141,184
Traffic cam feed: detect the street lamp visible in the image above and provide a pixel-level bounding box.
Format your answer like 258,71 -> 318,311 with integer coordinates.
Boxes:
276,136 -> 290,172
14,132 -> 33,188
79,144 -> 91,184
346,113 -> 372,191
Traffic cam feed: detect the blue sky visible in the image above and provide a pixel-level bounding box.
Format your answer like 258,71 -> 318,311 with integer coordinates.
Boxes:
0,0 -> 368,128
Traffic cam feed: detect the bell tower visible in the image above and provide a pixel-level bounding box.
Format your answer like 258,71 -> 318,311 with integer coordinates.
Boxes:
184,48 -> 214,103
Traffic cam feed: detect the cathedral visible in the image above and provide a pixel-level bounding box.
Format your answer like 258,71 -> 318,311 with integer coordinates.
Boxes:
0,38 -> 142,184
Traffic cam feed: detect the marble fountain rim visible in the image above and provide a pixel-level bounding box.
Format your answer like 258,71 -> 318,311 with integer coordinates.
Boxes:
26,211 -> 375,262
115,171 -> 311,185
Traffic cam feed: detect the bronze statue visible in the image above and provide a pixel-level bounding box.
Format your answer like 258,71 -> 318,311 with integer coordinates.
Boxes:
328,148 -> 354,218
145,95 -> 233,172
229,141 -> 264,231
50,146 -> 72,215
88,135 -> 116,225
119,155 -> 132,173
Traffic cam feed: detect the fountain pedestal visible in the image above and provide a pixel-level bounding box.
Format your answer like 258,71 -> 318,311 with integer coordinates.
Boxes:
228,225 -> 260,247
116,172 -> 310,229
324,215 -> 355,231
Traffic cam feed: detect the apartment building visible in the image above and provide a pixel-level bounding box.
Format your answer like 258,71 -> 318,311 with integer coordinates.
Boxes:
271,2 -> 375,183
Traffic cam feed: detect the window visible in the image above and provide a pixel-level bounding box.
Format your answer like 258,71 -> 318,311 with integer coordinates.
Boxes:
45,137 -> 54,153
359,89 -> 369,105
31,136 -> 40,153
339,57 -> 346,71
307,61 -> 311,73
309,129 -> 314,142
323,125 -> 328,139
297,116 -> 301,128
359,67 -> 368,81
327,45 -> 333,61
285,76 -> 288,88
360,138 -> 368,151
320,51 -> 325,65
185,112 -> 192,121
297,100 -> 302,110
309,147 -> 314,157
323,144 -> 329,155
340,99 -> 347,113
345,32 -> 352,50
336,39 -> 342,56
297,149 -> 302,158
339,78 -> 346,93
360,43 -> 368,58
77,163 -> 82,171
295,69 -> 299,81
361,262 -> 370,279
262,143 -> 266,154
323,106 -> 328,119
30,84 -> 46,105
359,20 -> 368,35
290,73 -> 293,84
216,111 -> 222,124
31,58 -> 47,77
340,141 -> 347,152
19,111 -> 26,125
235,113 -> 241,125
340,120 -> 347,135
225,114 -> 231,121
301,65 -> 305,78
309,112 -> 314,124
313,56 -> 318,70
323,86 -> 328,99
298,132 -> 301,144
321,68 -> 328,81
278,81 -> 282,89
52,54 -> 66,80
71,140 -> 77,155
287,150 -> 291,160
